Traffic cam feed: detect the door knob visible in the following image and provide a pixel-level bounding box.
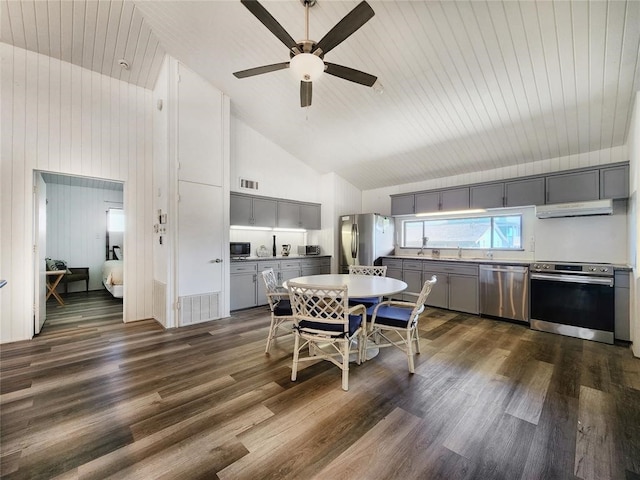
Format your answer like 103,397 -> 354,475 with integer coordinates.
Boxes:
213,258 -> 223,263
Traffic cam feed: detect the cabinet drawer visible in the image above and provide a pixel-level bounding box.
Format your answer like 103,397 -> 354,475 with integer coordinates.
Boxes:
258,261 -> 280,271
403,260 -> 423,271
319,257 -> 331,266
423,262 -> 478,276
231,262 -> 258,274
301,259 -> 321,267
281,260 -> 301,270
382,258 -> 403,268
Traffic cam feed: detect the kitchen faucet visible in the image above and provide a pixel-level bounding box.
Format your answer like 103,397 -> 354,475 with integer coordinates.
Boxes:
417,236 -> 428,255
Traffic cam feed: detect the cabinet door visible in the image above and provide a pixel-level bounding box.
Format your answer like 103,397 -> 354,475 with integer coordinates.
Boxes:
470,183 -> 504,209
252,198 -> 277,227
600,165 -> 629,200
414,192 -> 440,214
277,201 -> 300,228
177,63 -> 223,187
281,268 -> 301,283
299,204 -> 321,230
441,188 -> 469,211
230,273 -> 257,310
230,194 -> 252,225
391,194 -> 415,216
402,269 -> 422,302
505,177 -> 545,207
424,271 -> 448,309
546,170 -> 599,204
386,267 -> 404,300
448,275 -> 479,314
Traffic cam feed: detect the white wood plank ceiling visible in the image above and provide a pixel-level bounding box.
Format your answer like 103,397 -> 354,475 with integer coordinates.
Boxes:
3,1 -> 639,191
1,0 -> 165,89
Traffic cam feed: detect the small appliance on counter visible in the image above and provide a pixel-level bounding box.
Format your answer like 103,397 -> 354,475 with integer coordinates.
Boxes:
230,242 -> 251,259
298,245 -> 321,256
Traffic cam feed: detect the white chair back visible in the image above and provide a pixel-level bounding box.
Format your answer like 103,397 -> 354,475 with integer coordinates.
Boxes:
348,265 -> 387,277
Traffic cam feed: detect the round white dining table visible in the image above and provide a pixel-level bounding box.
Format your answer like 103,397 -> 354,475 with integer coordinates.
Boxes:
282,274 -> 407,298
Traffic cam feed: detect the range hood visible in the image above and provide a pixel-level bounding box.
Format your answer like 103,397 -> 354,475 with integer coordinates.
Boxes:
536,199 -> 613,219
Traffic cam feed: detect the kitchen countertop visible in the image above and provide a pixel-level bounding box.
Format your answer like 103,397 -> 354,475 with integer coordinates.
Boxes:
231,255 -> 331,262
383,255 -> 632,270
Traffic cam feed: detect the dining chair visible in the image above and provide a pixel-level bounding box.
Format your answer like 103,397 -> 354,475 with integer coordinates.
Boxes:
288,282 -> 367,391
261,268 -> 294,354
366,275 -> 437,373
348,265 -> 388,309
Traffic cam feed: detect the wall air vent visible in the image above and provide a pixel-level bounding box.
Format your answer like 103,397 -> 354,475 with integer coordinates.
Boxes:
239,178 -> 259,190
536,199 -> 613,219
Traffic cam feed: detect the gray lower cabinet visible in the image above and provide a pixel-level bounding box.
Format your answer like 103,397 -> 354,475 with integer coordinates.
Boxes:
614,270 -> 630,341
402,260 -> 423,301
232,257 -> 332,310
505,177 -> 545,207
382,258 -> 404,300
423,261 -> 479,314
545,170 -> 599,204
230,262 -> 258,310
256,260 -> 280,306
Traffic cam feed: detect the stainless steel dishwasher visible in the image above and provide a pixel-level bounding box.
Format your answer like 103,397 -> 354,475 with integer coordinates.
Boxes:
479,265 -> 529,323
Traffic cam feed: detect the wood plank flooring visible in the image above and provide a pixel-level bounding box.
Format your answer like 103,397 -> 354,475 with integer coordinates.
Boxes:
1,297 -> 639,480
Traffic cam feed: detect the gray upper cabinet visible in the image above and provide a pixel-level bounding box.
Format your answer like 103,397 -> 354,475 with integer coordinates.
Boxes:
230,193 -> 277,227
391,194 -> 415,216
504,177 -> 545,207
277,201 -> 321,229
414,192 -> 440,214
441,188 -> 470,211
600,165 -> 629,200
546,170 -> 599,204
470,183 -> 504,208
415,188 -> 469,214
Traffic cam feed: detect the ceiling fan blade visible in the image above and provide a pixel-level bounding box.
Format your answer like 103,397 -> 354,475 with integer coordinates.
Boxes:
314,1 -> 375,55
233,62 -> 290,79
300,81 -> 312,107
324,63 -> 377,87
241,0 -> 298,51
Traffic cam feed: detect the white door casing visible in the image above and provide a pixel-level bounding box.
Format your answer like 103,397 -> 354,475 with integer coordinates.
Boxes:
34,172 -> 47,334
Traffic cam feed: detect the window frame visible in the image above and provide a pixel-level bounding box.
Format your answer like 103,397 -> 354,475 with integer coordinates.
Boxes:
400,213 -> 523,251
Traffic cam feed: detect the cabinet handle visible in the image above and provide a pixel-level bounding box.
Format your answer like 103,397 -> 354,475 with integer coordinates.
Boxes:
502,196 -> 505,207
253,274 -> 257,283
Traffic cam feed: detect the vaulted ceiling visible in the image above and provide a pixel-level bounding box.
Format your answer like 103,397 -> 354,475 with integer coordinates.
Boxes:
3,1 -> 640,190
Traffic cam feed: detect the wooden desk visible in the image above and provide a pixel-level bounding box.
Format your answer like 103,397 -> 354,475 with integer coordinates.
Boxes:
46,270 -> 66,306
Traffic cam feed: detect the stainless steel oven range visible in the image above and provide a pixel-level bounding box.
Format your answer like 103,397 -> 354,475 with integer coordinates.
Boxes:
530,262 -> 614,344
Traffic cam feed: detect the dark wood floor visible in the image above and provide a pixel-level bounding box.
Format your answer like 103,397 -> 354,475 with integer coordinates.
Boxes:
1,294 -> 639,480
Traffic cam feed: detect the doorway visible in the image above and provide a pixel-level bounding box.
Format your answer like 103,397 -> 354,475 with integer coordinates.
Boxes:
34,171 -> 125,335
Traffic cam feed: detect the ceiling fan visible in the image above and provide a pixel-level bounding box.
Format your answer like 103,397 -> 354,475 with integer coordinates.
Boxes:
233,0 -> 378,107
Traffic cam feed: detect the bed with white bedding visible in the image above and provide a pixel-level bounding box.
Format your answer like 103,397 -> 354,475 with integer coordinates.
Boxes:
102,260 -> 123,298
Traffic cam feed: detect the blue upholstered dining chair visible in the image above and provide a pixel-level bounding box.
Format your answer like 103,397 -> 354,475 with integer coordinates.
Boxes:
366,275 -> 437,373
348,265 -> 388,309
261,268 -> 294,354
288,282 -> 367,391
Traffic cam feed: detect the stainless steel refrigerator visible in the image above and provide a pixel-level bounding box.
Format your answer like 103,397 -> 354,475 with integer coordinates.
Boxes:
339,214 -> 395,273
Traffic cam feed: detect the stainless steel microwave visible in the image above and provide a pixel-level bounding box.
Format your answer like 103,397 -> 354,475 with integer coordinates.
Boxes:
230,242 -> 251,258
298,245 -> 321,256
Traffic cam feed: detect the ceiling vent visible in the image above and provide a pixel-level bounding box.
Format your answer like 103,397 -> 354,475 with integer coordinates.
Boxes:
239,178 -> 259,190
536,199 -> 613,219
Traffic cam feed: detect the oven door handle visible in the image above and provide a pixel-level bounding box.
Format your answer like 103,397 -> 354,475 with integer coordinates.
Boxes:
530,272 -> 614,286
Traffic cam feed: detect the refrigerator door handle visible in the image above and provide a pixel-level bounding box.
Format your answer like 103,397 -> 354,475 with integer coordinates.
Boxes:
354,223 -> 359,260
351,224 -> 357,259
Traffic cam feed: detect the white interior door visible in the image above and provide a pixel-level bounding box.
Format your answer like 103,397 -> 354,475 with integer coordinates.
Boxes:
177,180 -> 223,319
34,172 -> 47,334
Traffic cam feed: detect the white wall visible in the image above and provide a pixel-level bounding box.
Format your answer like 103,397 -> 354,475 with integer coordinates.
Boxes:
0,43 -> 154,343
628,93 -> 639,357
230,116 -> 321,203
46,182 -> 124,292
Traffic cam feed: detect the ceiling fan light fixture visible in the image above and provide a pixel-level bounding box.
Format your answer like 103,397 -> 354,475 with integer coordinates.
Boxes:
290,53 -> 324,82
